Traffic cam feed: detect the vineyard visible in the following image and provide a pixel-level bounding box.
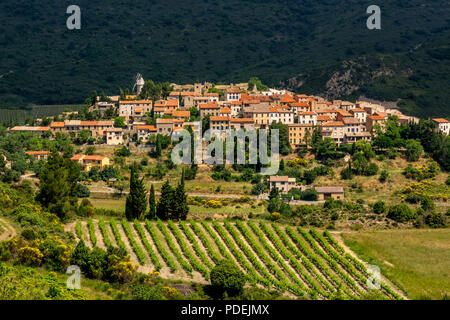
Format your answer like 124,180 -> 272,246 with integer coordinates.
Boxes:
0,105 -> 83,125
69,219 -> 403,300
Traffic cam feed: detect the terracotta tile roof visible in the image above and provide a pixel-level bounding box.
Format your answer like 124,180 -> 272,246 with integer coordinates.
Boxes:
137,125 -> 157,131
433,118 -> 450,123
210,116 -> 230,121
231,101 -> 243,105
242,99 -> 261,104
322,121 -> 344,127
368,115 -> 385,120
220,107 -> 231,114
166,100 -> 179,107
173,110 -> 190,117
199,103 -> 220,109
71,154 -> 84,160
120,100 -> 152,104
299,111 -> 316,115
315,186 -> 344,194
280,95 -> 296,103
226,88 -> 241,93
50,122 -> 65,128
155,118 -> 185,124
290,102 -> 310,107
317,115 -> 332,121
84,155 -> 106,161
342,118 -> 361,125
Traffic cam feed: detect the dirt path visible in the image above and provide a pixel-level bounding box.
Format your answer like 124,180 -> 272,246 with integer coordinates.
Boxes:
0,217 -> 16,241
330,231 -> 408,300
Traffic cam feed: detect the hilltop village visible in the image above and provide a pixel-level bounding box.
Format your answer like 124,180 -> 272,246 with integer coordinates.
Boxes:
6,78 -> 449,200
0,78 -> 449,301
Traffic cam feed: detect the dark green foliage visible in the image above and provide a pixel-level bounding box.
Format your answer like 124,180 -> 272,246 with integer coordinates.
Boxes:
36,152 -> 80,220
269,122 -> 290,156
210,260 -> 246,298
421,197 -> 436,212
125,163 -> 147,221
1,0 -> 448,119
76,184 -> 90,198
148,184 -> 156,220
116,146 -> 131,157
373,201 -> 386,214
404,139 -> 423,162
156,180 -> 174,220
424,212 -> 447,229
300,188 -> 319,201
446,175 -> 450,186
251,182 -> 267,195
387,204 -> 416,223
70,241 -> 132,283
379,170 -> 389,183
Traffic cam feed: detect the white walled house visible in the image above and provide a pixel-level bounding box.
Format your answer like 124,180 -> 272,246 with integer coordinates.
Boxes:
433,118 -> 450,135
298,112 -> 317,125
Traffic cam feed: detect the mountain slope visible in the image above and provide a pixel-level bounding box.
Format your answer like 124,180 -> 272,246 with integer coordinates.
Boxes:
281,37 -> 450,117
0,0 -> 449,114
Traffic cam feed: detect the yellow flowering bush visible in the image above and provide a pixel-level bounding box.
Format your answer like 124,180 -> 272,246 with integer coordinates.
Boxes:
287,158 -> 309,168
18,246 -> 43,266
163,286 -> 184,300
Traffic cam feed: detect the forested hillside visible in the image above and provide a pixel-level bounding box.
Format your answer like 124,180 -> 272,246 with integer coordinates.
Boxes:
0,0 -> 449,116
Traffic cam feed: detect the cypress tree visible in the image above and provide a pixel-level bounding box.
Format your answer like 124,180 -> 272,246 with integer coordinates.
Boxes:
155,135 -> 162,158
148,184 -> 156,220
125,163 -> 147,220
174,172 -> 189,220
156,180 -> 174,220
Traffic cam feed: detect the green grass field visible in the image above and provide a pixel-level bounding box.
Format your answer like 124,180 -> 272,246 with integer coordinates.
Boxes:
342,229 -> 450,300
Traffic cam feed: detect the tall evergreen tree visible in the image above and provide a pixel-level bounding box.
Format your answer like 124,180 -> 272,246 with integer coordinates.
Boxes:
156,180 -> 174,220
125,163 -> 147,220
148,184 -> 156,220
155,135 -> 162,158
36,152 -> 80,220
173,171 -> 189,220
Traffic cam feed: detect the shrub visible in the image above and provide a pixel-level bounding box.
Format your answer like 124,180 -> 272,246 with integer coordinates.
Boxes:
300,188 -> 319,201
379,170 -> 389,183
76,184 -> 91,198
387,204 -> 416,222
210,260 -> 246,298
405,193 -> 421,204
340,167 -> 353,180
373,201 -> 386,214
270,212 -> 282,221
18,247 -> 43,266
421,197 -> 436,212
365,163 -> 379,176
446,175 -> 450,186
424,213 -> 447,228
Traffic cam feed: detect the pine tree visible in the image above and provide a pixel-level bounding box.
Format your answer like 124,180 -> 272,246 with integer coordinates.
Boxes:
148,184 -> 156,220
156,180 -> 174,220
125,163 -> 147,220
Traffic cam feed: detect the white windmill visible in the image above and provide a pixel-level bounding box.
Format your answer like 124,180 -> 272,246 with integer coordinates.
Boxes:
133,73 -> 145,95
